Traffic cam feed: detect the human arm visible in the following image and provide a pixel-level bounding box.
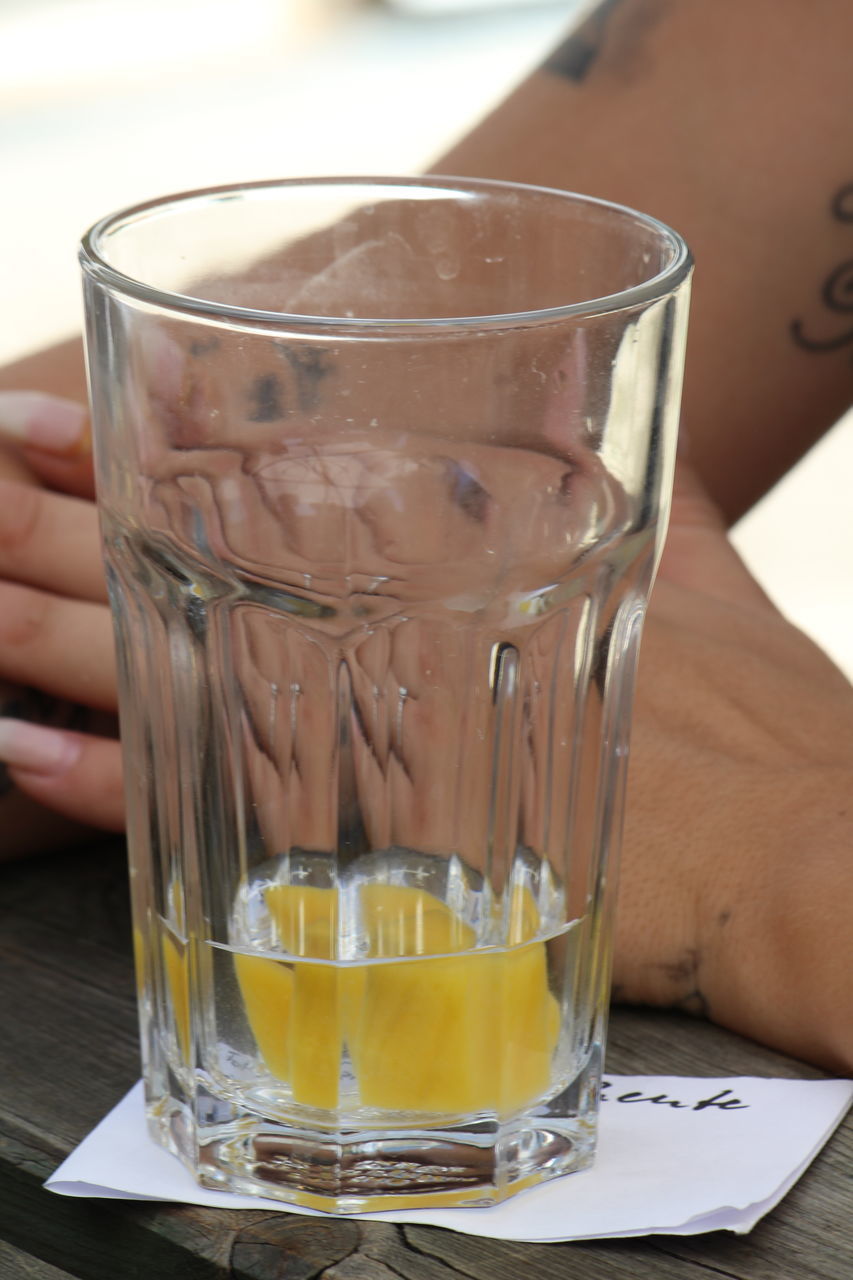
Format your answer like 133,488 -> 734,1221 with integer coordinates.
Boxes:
7,2 -> 853,519
0,2 -> 852,1073
435,0 -> 853,522
616,460 -> 853,1073
3,390 -> 850,1072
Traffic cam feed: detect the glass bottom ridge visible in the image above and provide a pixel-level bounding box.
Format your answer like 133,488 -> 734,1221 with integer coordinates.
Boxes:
148,1060 -> 599,1213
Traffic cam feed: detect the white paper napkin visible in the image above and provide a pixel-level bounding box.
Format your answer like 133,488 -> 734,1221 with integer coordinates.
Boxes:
46,1075 -> 852,1242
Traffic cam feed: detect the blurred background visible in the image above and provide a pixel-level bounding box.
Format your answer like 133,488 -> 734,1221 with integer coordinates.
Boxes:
2,0 -> 851,675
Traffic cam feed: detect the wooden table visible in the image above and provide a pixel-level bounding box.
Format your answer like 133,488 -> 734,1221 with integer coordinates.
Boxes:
1,841 -> 850,1280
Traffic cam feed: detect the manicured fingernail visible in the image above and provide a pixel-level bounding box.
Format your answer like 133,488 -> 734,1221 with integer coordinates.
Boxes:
0,718 -> 82,774
0,391 -> 90,455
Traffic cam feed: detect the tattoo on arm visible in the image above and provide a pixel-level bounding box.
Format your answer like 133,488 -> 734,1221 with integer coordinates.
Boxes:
655,948 -> 711,1019
674,988 -> 710,1019
542,0 -> 625,83
542,0 -> 667,85
791,183 -> 853,356
610,948 -> 712,1019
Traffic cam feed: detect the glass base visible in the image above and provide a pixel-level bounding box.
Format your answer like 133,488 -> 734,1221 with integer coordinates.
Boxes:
148,1058 -> 599,1213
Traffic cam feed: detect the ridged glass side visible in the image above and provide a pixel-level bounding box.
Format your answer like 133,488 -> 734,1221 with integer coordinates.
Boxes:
83,178 -> 690,1210
103,491 -> 654,1208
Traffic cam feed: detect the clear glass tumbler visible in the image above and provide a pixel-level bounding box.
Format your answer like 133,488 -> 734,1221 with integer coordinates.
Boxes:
80,177 -> 691,1212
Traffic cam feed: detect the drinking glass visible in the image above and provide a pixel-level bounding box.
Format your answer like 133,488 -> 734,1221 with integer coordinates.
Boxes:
80,177 -> 691,1212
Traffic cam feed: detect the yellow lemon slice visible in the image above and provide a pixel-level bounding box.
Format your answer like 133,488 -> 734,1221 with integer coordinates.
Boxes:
235,880 -> 559,1113
161,932 -> 191,1063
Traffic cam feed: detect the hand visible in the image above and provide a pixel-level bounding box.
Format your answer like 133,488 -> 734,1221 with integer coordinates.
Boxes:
615,460 -> 853,1072
0,392 -> 124,832
1,389 -> 850,1075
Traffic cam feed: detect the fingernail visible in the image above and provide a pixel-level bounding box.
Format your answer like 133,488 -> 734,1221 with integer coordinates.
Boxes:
0,391 -> 89,455
0,718 -> 82,774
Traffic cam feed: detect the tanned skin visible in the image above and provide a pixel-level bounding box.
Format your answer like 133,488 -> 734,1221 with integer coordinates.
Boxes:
0,1 -> 851,1070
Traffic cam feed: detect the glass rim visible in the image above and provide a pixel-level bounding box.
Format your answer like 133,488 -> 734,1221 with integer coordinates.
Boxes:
79,174 -> 693,332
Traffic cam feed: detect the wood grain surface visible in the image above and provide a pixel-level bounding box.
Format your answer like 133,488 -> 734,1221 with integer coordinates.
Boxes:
1,842 -> 850,1280
0,1237 -> 82,1280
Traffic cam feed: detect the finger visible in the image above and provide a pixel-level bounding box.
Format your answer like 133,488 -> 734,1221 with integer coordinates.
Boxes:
0,443 -> 39,485
21,449 -> 96,501
0,392 -> 96,500
0,391 -> 89,456
657,458 -> 773,610
0,441 -> 96,502
0,581 -> 116,710
0,718 -> 125,831
0,479 -> 106,602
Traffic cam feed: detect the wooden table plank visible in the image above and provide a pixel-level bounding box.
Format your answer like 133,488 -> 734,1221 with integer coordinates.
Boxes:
0,917 -> 139,1157
398,1226 -> 735,1280
0,840 -> 131,954
0,1236 -> 84,1280
1,844 -> 850,1280
0,1156 -> 224,1280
